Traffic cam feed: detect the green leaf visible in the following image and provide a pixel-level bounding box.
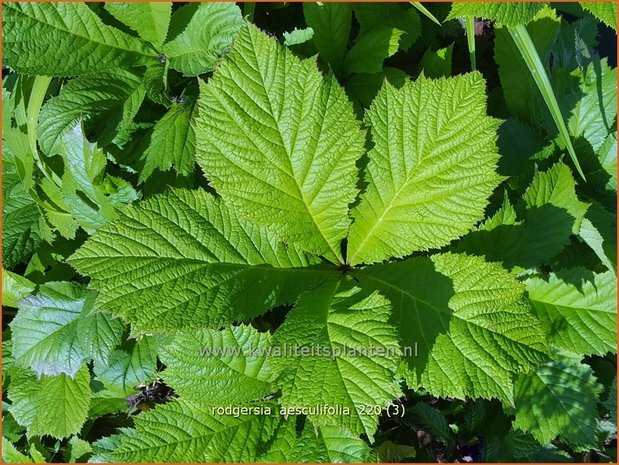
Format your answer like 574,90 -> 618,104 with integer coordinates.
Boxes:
65,436 -> 93,463
374,440 -> 416,462
513,357 -> 603,447
565,59 -> 617,154
2,153 -> 42,269
160,325 -> 274,405
303,3 -> 352,76
10,282 -> 94,377
526,268 -> 617,356
345,67 -> 408,108
69,188 -> 329,332
579,205 -> 616,273
10,282 -> 122,377
2,269 -> 35,308
140,99 -> 197,182
347,73 -> 501,265
94,337 -> 158,394
38,70 -> 145,156
105,2 -> 172,47
259,418 -> 372,463
57,122 -> 139,234
283,27 -> 314,47
2,438 -> 33,463
76,312 -> 124,367
161,2 -> 244,76
552,15 -> 598,70
344,27 -> 404,75
582,2 -> 617,30
447,2 -> 547,26
8,365 -> 91,439
88,391 -> 129,419
271,280 -> 402,437
356,253 -> 548,403
354,3 -> 421,50
90,400 -> 277,462
195,26 -> 365,263
457,202 -> 572,269
496,119 -> 545,182
594,131 -> 617,192
417,44 -> 453,78
458,163 -> 589,268
409,403 -> 451,441
2,2 -> 156,76
522,162 -> 589,233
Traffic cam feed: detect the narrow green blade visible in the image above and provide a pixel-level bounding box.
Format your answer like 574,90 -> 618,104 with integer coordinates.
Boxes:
508,24 -> 586,180
410,2 -> 441,26
465,16 -> 476,71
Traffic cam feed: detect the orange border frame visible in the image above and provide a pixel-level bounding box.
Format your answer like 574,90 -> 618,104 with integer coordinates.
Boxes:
0,1 -> 617,464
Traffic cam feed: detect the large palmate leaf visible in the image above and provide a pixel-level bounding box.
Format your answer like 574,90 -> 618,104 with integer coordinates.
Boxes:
259,419 -> 372,463
2,2 -> 156,76
10,282 -> 122,377
105,2 -> 172,48
69,188 -> 330,332
160,325 -> 274,405
140,99 -> 197,182
38,70 -> 145,155
90,400 -> 278,462
513,357 -> 603,447
526,268 -> 616,356
447,2 -> 547,26
356,253 -> 548,403
8,365 -> 91,439
271,280 -> 402,437
347,74 -> 501,265
195,25 -> 365,264
161,2 -> 244,76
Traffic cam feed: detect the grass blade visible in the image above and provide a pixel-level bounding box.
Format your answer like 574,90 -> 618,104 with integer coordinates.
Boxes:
410,2 -> 441,26
465,16 -> 476,71
244,2 -> 255,22
508,23 -> 586,180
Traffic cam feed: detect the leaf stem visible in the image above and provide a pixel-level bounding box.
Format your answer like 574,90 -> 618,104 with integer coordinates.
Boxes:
508,24 -> 586,180
465,17 -> 476,71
